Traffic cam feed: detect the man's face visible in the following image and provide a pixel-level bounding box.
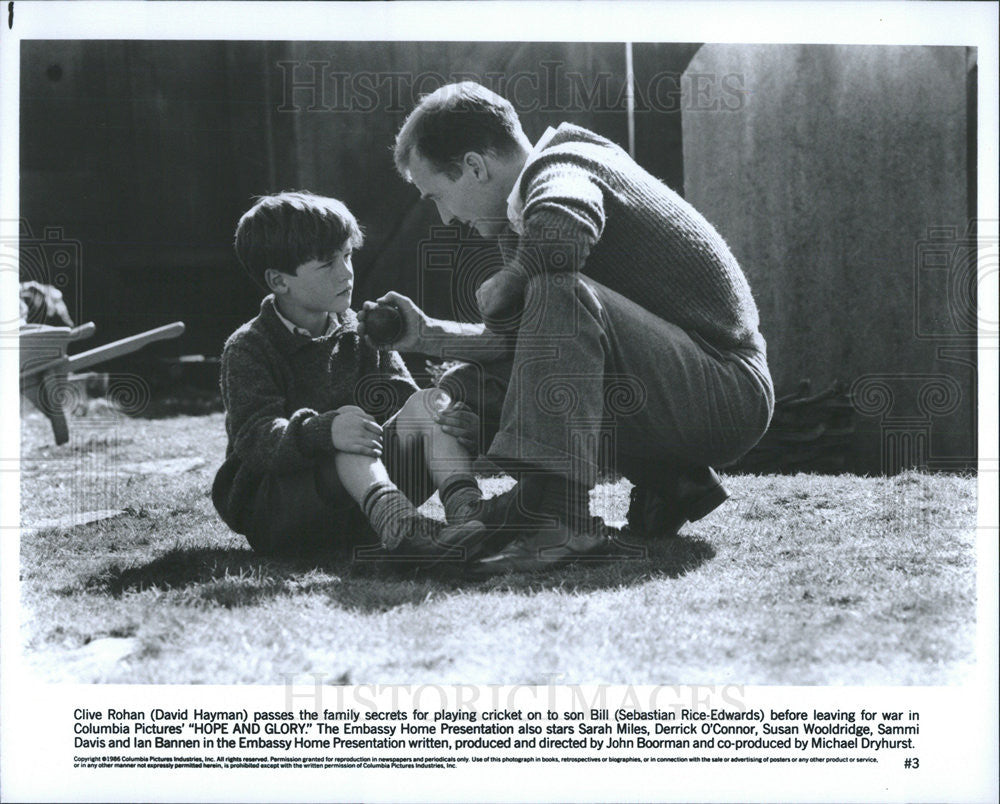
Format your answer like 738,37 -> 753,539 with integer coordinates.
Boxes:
408,152 -> 508,238
281,245 -> 355,314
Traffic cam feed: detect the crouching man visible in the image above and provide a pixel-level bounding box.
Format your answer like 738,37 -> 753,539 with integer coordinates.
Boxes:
361,82 -> 774,575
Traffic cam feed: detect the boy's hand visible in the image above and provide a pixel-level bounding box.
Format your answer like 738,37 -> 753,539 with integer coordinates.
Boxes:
358,291 -> 428,353
476,270 -> 526,327
331,405 -> 383,457
434,401 -> 480,455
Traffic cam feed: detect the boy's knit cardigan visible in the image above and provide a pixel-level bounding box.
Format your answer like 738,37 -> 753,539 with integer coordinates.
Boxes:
211,295 -> 418,535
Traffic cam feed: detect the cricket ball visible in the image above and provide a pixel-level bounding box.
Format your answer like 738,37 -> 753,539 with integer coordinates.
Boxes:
365,303 -> 404,346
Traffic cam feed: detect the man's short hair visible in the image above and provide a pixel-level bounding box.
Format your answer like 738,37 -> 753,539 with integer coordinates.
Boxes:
394,81 -> 525,179
234,191 -> 364,290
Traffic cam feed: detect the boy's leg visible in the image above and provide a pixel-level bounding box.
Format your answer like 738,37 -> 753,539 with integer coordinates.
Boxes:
319,449 -> 483,561
435,362 -> 540,541
383,388 -> 560,563
382,389 -> 484,528
321,451 -> 418,553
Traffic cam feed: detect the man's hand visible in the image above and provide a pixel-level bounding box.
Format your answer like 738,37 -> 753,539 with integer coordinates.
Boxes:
358,291 -> 429,353
331,405 -> 383,457
475,270 -> 526,329
433,401 -> 480,455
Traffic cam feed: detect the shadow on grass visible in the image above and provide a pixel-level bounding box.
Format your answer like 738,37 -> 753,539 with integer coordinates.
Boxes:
80,546 -> 355,606
470,534 -> 717,594
77,533 -> 715,612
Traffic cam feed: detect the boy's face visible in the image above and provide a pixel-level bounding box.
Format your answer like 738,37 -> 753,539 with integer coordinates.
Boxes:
275,245 -> 355,315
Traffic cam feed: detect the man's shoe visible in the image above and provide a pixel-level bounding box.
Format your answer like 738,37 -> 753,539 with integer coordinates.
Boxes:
677,466 -> 730,521
469,519 -> 610,577
626,466 -> 729,539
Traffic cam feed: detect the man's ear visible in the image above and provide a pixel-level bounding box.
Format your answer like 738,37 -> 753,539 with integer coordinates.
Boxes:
463,152 -> 489,182
265,268 -> 288,294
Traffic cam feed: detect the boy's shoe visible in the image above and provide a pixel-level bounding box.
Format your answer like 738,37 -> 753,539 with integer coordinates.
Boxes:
468,517 -> 610,577
385,517 -> 486,566
450,479 -> 552,560
626,466 -> 729,539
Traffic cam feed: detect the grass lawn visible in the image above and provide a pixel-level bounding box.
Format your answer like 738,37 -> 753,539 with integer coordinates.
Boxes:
18,405 -> 977,685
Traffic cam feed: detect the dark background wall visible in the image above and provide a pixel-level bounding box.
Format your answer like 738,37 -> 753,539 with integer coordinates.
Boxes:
20,41 -> 976,473
21,41 -> 696,348
682,45 -> 976,474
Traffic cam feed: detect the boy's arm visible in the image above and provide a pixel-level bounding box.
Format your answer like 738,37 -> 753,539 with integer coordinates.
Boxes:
221,342 -> 336,474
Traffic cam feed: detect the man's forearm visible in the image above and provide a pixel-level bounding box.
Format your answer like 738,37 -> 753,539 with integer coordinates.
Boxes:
420,318 -> 514,362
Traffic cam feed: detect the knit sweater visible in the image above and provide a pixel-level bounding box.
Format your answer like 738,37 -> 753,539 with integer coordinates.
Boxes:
505,123 -> 764,353
211,295 -> 418,534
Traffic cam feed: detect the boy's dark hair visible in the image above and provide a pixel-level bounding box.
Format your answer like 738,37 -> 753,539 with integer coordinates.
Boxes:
234,191 -> 364,290
394,81 -> 525,180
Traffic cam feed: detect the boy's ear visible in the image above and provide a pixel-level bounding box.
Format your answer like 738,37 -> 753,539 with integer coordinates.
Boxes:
264,268 -> 288,294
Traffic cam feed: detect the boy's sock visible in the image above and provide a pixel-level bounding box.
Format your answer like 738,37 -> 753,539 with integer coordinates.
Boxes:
362,482 -> 421,551
362,480 -> 486,560
439,474 -> 482,524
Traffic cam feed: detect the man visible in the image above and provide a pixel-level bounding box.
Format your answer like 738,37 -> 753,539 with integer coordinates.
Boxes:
360,81 -> 774,575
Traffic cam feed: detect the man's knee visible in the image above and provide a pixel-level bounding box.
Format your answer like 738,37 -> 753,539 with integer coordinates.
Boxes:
439,362 -> 497,412
438,362 -> 505,447
520,272 -> 604,338
438,362 -> 479,406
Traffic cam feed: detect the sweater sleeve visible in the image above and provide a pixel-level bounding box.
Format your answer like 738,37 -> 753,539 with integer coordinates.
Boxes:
220,340 -> 335,474
508,156 -> 606,277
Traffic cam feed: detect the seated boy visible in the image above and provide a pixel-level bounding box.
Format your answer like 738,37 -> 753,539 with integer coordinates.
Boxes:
211,191 -> 484,560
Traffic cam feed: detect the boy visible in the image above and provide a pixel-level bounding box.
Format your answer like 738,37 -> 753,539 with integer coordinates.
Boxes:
211,191 -> 484,560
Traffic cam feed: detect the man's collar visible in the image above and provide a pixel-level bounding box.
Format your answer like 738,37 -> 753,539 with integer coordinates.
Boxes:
506,126 -> 559,234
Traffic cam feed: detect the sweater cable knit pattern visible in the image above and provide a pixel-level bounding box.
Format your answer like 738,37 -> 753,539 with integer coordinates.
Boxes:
507,123 -> 764,353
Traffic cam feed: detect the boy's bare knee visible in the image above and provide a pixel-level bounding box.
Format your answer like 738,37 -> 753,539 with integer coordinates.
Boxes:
399,388 -> 437,423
